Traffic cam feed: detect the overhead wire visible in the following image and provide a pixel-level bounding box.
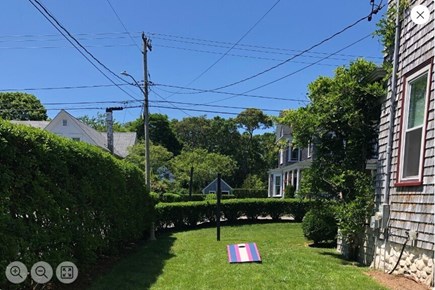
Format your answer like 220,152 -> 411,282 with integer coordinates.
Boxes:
27,0 -> 141,102
210,3 -> 385,91
105,0 -> 142,52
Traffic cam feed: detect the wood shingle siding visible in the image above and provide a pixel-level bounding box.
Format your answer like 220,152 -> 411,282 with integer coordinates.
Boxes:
376,0 -> 434,251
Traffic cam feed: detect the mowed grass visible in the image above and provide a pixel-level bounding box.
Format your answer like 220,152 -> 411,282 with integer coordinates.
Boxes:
88,223 -> 386,290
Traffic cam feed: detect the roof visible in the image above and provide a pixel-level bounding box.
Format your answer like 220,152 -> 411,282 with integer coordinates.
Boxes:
11,110 -> 136,158
202,178 -> 233,193
10,120 -> 50,129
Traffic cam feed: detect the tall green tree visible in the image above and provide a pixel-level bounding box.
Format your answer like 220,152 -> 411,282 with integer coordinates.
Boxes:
0,92 -> 47,120
128,114 -> 182,155
170,148 -> 237,192
279,59 -> 385,252
235,108 -> 272,139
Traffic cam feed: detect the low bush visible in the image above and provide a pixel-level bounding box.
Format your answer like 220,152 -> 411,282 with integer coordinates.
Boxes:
301,205 -> 338,244
155,198 -> 312,230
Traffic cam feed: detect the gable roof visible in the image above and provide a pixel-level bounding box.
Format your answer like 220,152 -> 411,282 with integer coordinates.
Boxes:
202,178 -> 233,193
12,110 -> 136,158
10,120 -> 50,129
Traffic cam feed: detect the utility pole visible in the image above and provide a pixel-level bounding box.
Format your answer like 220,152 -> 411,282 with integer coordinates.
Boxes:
142,32 -> 155,241
106,107 -> 123,155
142,32 -> 152,194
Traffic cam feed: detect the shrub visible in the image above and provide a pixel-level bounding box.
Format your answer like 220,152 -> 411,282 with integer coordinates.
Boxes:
302,205 -> 338,244
232,188 -> 268,198
0,120 -> 154,289
284,185 -> 296,198
155,198 -> 312,230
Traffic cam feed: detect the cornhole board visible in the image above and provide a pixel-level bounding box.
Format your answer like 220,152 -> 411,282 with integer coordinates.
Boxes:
227,243 -> 262,263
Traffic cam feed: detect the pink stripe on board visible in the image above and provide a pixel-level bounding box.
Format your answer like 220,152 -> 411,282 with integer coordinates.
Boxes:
245,243 -> 253,261
253,243 -> 261,260
235,244 -> 241,262
227,245 -> 232,262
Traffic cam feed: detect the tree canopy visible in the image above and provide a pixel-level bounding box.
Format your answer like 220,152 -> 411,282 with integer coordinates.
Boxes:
0,92 -> 47,120
170,148 -> 237,192
279,58 -> 386,246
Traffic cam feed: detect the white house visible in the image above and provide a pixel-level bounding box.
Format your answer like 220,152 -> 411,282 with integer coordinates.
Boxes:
11,109 -> 136,158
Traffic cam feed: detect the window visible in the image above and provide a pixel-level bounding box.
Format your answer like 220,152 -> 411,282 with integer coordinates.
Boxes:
274,175 -> 282,197
290,147 -> 300,161
62,119 -> 67,126
72,137 -> 80,141
307,141 -> 313,158
279,149 -> 284,165
397,61 -> 431,185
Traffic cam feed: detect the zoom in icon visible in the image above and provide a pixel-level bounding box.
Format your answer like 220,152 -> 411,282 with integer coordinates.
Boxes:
5,261 -> 28,284
31,261 -> 53,284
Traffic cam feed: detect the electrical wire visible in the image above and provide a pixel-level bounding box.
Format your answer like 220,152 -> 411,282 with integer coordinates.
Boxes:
151,83 -> 308,102
28,0 -> 141,102
211,3 -> 385,91
185,0 -> 281,85
105,0 -> 142,52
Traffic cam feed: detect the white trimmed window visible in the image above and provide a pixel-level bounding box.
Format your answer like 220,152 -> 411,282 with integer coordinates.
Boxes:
274,174 -> 282,197
398,62 -> 431,185
279,149 -> 284,165
307,141 -> 313,158
290,147 -> 300,161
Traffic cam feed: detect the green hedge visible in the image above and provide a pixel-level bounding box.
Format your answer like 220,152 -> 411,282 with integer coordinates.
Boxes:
0,121 -> 154,289
155,198 -> 311,230
232,188 -> 268,198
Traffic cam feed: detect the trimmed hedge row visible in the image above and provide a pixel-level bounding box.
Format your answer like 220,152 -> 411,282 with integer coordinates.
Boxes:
157,192 -> 236,203
232,188 -> 268,198
155,198 -> 311,230
0,121 -> 154,288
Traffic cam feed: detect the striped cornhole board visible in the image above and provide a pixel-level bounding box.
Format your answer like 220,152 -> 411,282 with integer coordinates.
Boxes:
227,243 -> 262,263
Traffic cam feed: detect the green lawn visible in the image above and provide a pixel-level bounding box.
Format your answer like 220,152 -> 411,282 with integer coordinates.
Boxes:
88,223 -> 386,290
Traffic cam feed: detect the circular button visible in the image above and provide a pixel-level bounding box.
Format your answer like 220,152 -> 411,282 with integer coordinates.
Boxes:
56,261 -> 78,284
5,261 -> 28,284
30,261 -> 53,284
410,5 -> 430,25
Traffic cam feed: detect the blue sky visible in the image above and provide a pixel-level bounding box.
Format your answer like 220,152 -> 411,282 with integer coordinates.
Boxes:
0,0 -> 386,124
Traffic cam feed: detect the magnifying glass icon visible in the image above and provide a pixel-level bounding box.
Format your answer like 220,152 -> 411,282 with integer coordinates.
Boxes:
35,266 -> 48,279
10,266 -> 23,279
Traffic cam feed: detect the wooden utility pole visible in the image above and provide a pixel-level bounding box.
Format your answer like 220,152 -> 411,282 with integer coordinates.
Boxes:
142,32 -> 152,194
142,33 -> 155,241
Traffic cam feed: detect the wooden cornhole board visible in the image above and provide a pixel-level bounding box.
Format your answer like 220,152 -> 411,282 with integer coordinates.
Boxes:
227,243 -> 262,263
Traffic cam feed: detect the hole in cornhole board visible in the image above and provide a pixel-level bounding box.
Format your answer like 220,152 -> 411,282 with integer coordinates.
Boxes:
227,242 -> 262,263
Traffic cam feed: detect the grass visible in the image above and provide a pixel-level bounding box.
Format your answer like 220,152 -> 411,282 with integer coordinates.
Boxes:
88,222 -> 387,290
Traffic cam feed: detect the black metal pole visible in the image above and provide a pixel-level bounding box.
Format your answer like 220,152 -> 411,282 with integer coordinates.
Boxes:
216,173 -> 221,241
189,166 -> 194,197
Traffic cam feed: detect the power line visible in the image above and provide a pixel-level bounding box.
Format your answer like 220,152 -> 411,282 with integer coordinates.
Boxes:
211,4 -> 384,91
0,83 -> 129,92
27,0 -> 141,102
186,0 -> 281,85
151,83 -> 308,102
148,32 -> 383,60
105,0 -> 142,52
42,99 -> 281,113
204,34 -> 373,105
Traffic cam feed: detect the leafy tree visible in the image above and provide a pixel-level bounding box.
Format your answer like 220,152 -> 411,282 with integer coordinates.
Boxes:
170,148 -> 237,192
279,59 -> 385,253
128,114 -> 182,155
241,174 -> 265,190
0,92 -> 47,120
235,108 -> 272,139
78,112 -> 128,132
172,116 -> 211,150
125,140 -> 173,173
